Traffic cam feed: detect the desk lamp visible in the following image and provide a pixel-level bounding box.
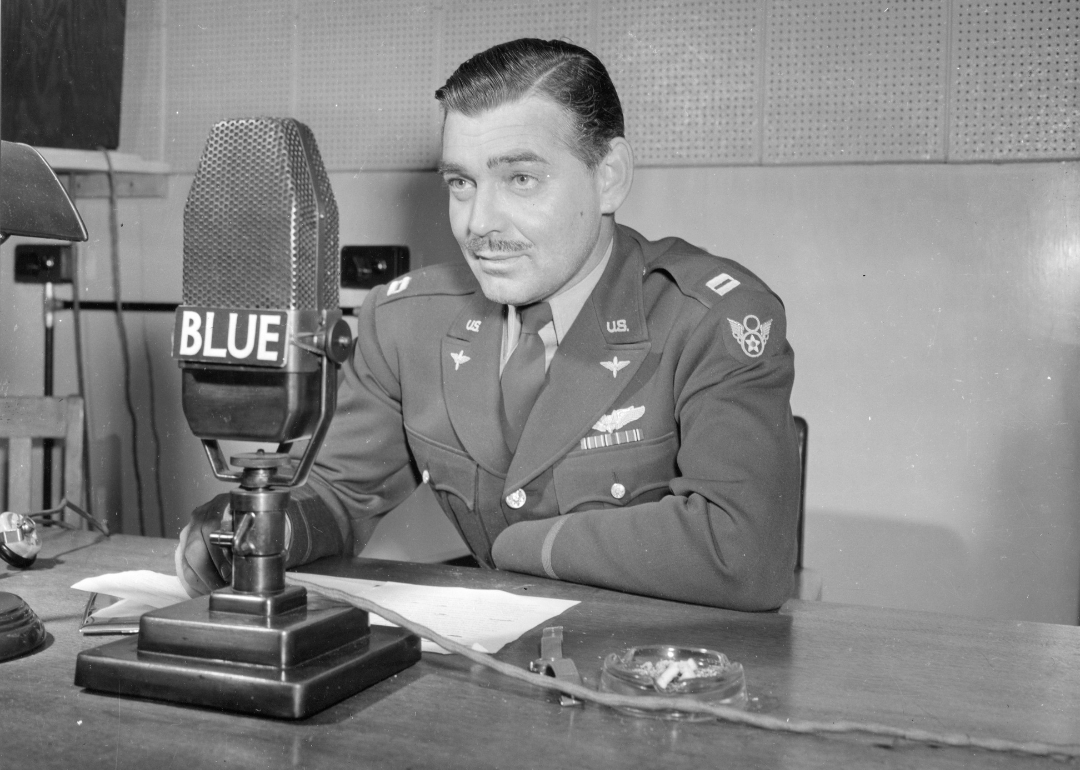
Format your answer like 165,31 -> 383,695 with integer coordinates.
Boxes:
0,139 -> 89,661
73,118 -> 420,718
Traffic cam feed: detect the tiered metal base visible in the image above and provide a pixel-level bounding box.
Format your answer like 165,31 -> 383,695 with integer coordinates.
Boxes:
75,587 -> 420,719
0,592 -> 47,661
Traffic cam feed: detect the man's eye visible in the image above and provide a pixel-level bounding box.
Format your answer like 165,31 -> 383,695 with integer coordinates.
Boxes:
444,177 -> 474,197
510,174 -> 536,189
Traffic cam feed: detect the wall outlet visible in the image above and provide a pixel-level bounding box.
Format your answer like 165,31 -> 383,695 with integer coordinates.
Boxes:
13,244 -> 73,284
340,245 -> 409,290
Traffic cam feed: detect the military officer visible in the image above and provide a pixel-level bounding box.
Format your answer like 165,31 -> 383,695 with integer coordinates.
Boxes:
178,38 -> 801,611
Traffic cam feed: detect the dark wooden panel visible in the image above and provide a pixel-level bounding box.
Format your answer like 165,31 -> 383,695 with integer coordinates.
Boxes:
1,0 -> 126,149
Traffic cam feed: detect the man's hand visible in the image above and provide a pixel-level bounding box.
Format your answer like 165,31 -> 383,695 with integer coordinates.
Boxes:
175,493 -> 234,597
175,489 -> 350,597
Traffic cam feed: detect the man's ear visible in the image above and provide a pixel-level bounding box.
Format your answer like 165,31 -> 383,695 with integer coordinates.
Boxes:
596,137 -> 634,214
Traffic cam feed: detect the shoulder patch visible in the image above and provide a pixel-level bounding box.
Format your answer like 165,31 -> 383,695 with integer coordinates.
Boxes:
714,287 -> 787,363
375,262 -> 477,306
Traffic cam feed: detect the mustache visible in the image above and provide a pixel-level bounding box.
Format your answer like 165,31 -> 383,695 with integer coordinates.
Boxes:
465,237 -> 531,254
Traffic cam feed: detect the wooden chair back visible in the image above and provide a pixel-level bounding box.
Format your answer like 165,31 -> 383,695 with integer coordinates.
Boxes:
0,396 -> 84,514
794,415 -> 808,569
792,415 -> 822,600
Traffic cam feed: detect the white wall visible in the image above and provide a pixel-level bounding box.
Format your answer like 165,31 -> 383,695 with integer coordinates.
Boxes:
619,162 -> 1080,623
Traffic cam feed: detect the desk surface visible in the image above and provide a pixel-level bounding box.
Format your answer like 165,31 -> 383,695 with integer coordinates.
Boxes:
3,530 -> 1078,769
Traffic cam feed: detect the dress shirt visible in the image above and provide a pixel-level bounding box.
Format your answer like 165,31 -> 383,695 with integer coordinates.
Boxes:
500,238 -> 614,373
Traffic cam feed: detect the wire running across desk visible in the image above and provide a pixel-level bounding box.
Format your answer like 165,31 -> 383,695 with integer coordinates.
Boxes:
289,575 -> 1080,760
5,530 -> 1080,769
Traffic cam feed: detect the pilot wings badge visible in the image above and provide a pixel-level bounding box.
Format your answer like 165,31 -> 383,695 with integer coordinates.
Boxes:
600,356 -> 630,378
592,405 -> 645,434
728,314 -> 772,358
450,350 -> 470,370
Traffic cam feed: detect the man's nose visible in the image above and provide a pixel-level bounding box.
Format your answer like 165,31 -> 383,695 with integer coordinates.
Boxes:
467,183 -> 505,237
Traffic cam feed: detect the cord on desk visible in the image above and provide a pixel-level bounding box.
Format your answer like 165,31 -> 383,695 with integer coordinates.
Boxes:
288,575 -> 1080,762
30,498 -> 110,537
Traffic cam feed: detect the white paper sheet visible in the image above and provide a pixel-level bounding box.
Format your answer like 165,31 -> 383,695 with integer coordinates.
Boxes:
71,570 -> 579,655
293,573 -> 579,654
71,570 -> 190,615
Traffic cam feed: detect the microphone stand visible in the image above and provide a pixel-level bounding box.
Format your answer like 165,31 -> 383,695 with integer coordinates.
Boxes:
73,316 -> 421,719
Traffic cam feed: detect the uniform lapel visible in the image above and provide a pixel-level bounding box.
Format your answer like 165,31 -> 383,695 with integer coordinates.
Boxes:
506,229 -> 651,490
442,294 -> 512,474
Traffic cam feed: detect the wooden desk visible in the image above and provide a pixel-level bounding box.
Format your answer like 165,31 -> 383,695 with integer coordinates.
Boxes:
3,530 -> 1078,768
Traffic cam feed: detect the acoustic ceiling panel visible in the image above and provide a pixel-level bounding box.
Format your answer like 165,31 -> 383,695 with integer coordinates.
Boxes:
164,0 -> 293,171
764,0 -> 949,164
296,1 -> 440,170
950,0 -> 1079,160
125,0 -> 1080,172
439,0 -> 592,98
598,0 -> 762,165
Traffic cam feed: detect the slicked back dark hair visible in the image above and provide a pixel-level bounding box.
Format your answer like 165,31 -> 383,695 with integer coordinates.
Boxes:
435,38 -> 624,169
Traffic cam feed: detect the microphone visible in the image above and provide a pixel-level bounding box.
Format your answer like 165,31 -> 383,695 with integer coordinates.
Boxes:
76,118 -> 419,719
173,117 -> 351,469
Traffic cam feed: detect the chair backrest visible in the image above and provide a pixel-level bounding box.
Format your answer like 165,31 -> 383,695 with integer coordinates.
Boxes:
793,415 -> 808,570
0,396 -> 84,514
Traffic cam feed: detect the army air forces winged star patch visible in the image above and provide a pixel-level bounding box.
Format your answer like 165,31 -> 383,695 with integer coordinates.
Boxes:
728,315 -> 772,358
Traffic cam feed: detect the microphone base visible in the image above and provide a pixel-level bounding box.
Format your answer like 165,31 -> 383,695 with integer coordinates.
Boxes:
0,592 -> 47,662
74,590 -> 420,719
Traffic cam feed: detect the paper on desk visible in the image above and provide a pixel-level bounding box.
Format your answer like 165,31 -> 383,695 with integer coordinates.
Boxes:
71,570 -> 578,655
71,570 -> 189,619
291,573 -> 578,654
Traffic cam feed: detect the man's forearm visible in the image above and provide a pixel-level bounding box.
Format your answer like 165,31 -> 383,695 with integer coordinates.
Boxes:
491,485 -> 798,611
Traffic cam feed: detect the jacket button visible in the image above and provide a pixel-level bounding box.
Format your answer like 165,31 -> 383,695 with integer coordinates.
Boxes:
610,483 -> 626,499
506,489 -> 527,509
421,470 -> 430,484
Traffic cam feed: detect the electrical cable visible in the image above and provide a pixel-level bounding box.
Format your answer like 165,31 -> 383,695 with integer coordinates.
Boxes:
70,233 -> 95,521
140,328 -> 167,536
29,498 -> 110,537
101,150 -> 147,536
288,575 -> 1080,762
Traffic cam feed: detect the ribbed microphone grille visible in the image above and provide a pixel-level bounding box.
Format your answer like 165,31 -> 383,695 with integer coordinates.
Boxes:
182,118 -> 339,310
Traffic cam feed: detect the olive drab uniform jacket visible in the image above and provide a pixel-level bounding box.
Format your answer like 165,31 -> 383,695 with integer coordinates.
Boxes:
293,224 -> 801,610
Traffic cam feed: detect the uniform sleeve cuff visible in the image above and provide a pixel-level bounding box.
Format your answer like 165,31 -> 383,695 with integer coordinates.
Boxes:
491,517 -> 568,579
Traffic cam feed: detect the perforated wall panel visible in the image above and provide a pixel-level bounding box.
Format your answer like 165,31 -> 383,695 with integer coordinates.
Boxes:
598,0 -> 762,165
164,1 -> 293,170
764,0 -> 949,163
117,1 -> 1080,170
118,0 -> 164,162
950,0 -> 1079,160
296,1 -> 441,170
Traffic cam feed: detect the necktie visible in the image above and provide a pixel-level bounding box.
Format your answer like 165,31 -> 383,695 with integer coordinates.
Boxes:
501,302 -> 553,454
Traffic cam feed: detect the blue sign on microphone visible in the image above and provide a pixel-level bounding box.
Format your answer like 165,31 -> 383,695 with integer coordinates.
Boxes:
173,306 -> 289,367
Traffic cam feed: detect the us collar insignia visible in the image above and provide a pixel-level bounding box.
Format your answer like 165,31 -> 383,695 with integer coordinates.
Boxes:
600,356 -> 630,377
450,350 -> 470,370
728,315 -> 772,358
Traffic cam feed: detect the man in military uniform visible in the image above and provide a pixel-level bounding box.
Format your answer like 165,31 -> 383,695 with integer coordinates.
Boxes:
178,38 -> 801,611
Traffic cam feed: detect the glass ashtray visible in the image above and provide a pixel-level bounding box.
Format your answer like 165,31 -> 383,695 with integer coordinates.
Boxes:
599,645 -> 747,721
